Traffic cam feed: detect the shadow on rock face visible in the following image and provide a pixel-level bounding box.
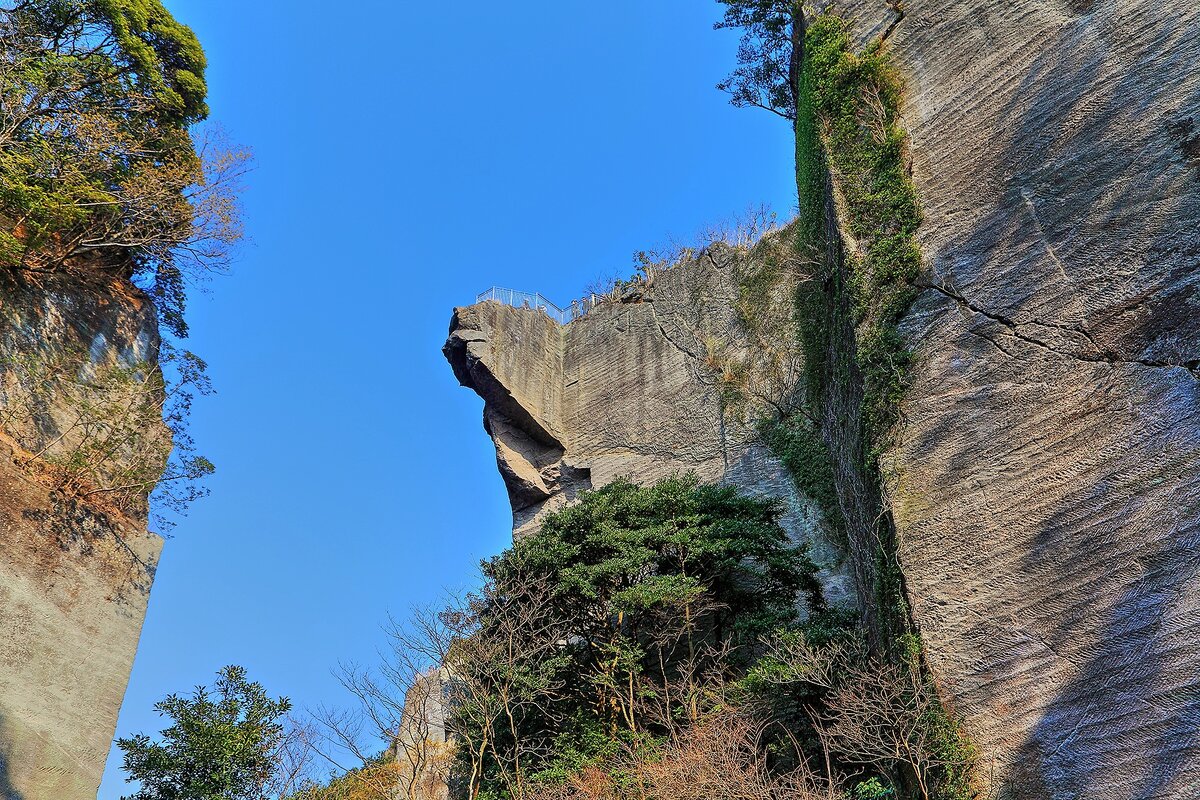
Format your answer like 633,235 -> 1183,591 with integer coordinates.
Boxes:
1013,442 -> 1200,798
20,491 -> 156,608
0,714 -> 25,800
893,2 -> 1200,798
978,31 -> 1200,800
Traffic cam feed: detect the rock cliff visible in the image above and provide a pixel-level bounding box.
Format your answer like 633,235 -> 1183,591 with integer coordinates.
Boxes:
445,245 -> 856,610
445,1 -> 1200,798
0,271 -> 167,800
874,0 -> 1200,796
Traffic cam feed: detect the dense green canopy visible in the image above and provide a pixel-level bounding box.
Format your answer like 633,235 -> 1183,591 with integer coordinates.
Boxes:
0,0 -> 234,333
452,475 -> 820,798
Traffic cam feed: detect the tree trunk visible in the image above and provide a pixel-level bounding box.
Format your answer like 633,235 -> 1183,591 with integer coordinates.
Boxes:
789,2 -> 807,122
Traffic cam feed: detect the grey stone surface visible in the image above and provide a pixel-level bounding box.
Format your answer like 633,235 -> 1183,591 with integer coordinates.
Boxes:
445,246 -> 855,609
870,1 -> 1200,797
392,668 -> 455,800
0,273 -> 166,800
444,3 -> 1200,797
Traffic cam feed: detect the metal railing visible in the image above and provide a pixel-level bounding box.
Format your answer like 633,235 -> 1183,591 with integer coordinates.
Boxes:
474,287 -> 593,325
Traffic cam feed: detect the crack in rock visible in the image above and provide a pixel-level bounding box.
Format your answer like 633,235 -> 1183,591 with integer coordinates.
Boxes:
919,282 -> 1199,378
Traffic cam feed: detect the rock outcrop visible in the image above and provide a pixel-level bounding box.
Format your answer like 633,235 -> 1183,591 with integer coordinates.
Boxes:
445,246 -> 856,610
445,2 -> 1200,798
870,1 -> 1200,797
392,669 -> 455,800
0,272 -> 167,800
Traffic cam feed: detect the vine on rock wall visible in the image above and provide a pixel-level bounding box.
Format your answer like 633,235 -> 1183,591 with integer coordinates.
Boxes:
757,14 -> 977,799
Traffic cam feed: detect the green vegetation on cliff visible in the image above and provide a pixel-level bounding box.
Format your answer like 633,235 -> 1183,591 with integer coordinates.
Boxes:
790,13 -> 921,460
730,8 -> 977,799
454,475 -> 820,799
800,16 -> 921,453
0,0 -> 248,338
311,475 -> 973,800
0,0 -> 246,523
770,12 -> 977,800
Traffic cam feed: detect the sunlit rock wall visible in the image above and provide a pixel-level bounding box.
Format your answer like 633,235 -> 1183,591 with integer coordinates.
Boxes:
445,246 -> 855,610
843,0 -> 1200,796
0,273 -> 167,800
445,2 -> 1200,797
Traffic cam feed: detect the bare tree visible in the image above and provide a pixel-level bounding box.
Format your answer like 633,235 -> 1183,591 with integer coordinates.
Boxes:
821,656 -> 968,800
525,708 -> 840,800
447,572 -> 576,800
757,630 -> 975,800
316,606 -> 455,800
316,568 -> 575,800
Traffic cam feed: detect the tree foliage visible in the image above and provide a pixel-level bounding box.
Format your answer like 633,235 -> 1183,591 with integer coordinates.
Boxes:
448,475 -> 820,800
714,0 -> 806,120
322,475 -> 975,800
117,665 -> 293,800
0,0 -> 245,524
0,0 -> 248,337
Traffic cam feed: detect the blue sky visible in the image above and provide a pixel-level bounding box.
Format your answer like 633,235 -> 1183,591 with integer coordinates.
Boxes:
98,2 -> 795,796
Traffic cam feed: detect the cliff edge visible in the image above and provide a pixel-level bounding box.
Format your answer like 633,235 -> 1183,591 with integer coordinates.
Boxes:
444,1 -> 1200,797
0,272 -> 168,800
876,0 -> 1200,796
445,245 -> 856,610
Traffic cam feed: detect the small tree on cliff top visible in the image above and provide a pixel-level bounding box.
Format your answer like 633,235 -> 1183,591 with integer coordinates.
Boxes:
715,0 -> 807,121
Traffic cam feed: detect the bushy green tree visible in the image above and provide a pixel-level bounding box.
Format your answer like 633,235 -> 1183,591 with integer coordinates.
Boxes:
451,475 -> 821,799
117,665 -> 292,800
0,0 -> 247,337
490,474 -> 819,653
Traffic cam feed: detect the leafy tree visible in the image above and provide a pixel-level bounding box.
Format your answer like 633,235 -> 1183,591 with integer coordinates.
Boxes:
0,0 -> 245,523
117,665 -> 292,800
488,474 -> 819,657
0,0 -> 248,337
451,475 -> 821,799
715,0 -> 807,120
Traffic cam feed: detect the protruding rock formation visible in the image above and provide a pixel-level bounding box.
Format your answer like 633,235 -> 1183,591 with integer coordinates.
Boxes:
445,245 -> 856,610
446,2 -> 1200,797
0,272 -> 167,800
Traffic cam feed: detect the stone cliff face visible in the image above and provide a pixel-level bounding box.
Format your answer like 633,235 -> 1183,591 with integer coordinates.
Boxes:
0,272 -> 167,800
446,2 -> 1200,798
870,0 -> 1200,797
445,246 -> 856,610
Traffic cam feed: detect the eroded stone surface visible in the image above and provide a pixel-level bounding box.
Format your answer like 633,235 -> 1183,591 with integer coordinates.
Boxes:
444,3 -> 1199,797
445,247 -> 856,610
876,1 -> 1200,797
0,273 -> 166,800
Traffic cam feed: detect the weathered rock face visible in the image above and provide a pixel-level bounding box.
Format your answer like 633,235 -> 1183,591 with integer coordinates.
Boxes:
392,669 -> 455,800
445,2 -> 1199,797
445,246 -> 856,609
0,272 -> 166,800
866,1 -> 1200,797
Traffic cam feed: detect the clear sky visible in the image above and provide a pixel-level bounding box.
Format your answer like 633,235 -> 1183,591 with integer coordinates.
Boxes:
98,2 -> 795,796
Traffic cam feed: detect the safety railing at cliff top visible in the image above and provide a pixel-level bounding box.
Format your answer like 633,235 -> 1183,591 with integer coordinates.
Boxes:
475,287 -> 595,325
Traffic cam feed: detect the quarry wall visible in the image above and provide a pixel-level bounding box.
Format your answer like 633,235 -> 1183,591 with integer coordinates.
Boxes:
0,273 -> 167,800
446,1 -> 1200,797
874,0 -> 1200,796
446,245 -> 857,611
